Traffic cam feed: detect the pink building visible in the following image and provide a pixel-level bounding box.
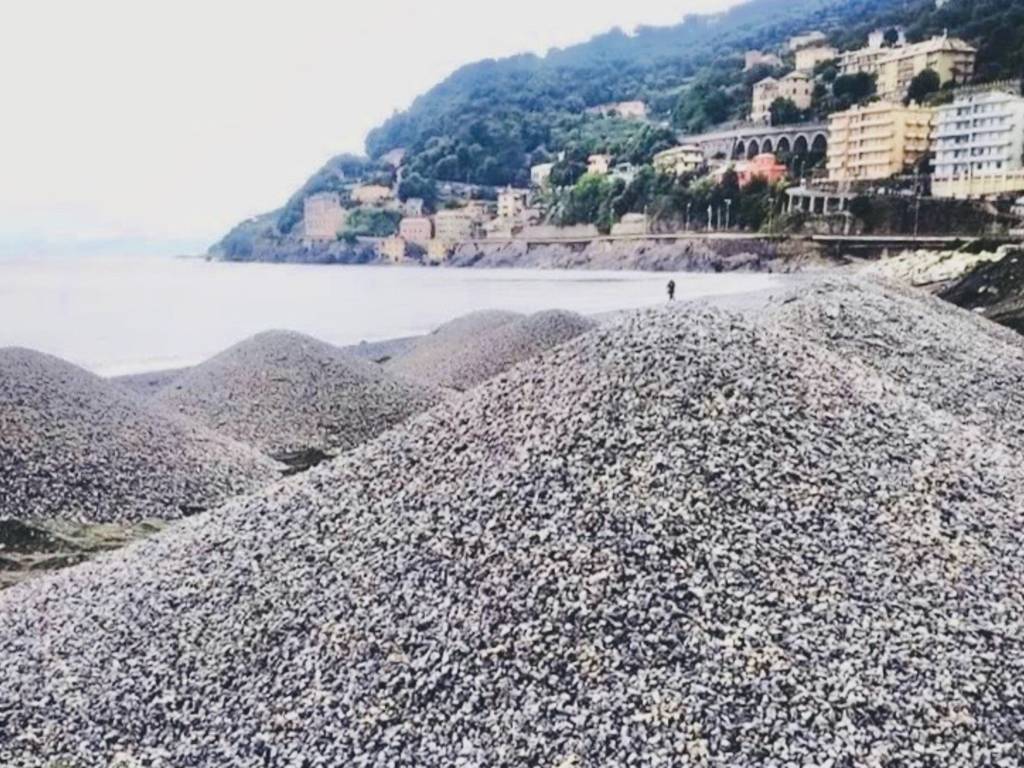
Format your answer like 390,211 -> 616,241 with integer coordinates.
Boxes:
735,154 -> 788,187
399,217 -> 433,247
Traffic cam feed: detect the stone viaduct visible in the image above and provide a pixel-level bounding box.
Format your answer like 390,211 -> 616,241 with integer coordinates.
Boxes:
683,122 -> 830,160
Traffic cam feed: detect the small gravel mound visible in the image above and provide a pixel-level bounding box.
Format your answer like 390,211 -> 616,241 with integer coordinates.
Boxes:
152,330 -> 441,457
3,291 -> 1023,766
769,275 -> 1024,442
390,309 -> 596,390
0,348 -> 278,524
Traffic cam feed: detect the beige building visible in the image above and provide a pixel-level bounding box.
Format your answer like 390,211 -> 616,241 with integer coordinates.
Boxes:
425,239 -> 451,264
788,31 -> 827,52
839,34 -> 976,101
588,154 -> 613,175
399,216 -> 433,247
877,35 -> 976,101
795,44 -> 838,72
611,213 -> 649,236
531,162 -> 555,187
498,188 -> 528,220
745,50 -> 784,71
827,101 -> 934,182
352,184 -> 394,205
752,72 -> 812,123
378,236 -> 407,264
586,100 -> 648,119
653,145 -> 705,175
433,209 -> 477,243
303,192 -> 347,241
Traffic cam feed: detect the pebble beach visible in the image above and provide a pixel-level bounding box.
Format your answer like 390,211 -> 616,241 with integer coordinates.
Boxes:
0,276 -> 1022,766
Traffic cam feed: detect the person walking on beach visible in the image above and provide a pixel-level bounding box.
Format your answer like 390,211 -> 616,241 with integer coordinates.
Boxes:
667,279 -> 676,302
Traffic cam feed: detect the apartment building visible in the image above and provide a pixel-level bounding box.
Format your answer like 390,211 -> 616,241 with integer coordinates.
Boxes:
433,209 -> 477,243
303,192 -> 346,241
795,44 -> 838,73
840,34 -> 976,101
878,35 -> 976,101
378,236 -> 407,264
588,154 -> 613,175
531,162 -> 555,187
827,101 -> 934,182
351,184 -> 394,205
752,72 -> 812,123
498,188 -> 528,220
788,31 -> 827,52
745,50 -> 783,71
399,216 -> 433,247
653,145 -> 705,175
932,87 -> 1024,199
586,100 -> 648,119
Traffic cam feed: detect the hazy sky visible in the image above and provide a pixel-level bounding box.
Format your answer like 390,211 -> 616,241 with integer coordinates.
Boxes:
0,0 -> 739,252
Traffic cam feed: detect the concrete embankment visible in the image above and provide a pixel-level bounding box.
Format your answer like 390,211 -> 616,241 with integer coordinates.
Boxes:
449,235 -> 832,272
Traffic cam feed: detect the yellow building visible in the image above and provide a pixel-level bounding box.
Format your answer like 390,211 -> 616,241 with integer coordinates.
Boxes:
497,188 -> 528,220
302,192 -> 347,241
352,184 -> 394,205
839,34 -> 976,101
425,239 -> 451,264
588,154 -> 612,175
795,44 -> 837,72
827,101 -> 934,182
751,72 -> 812,123
653,145 -> 705,175
378,236 -> 407,264
399,217 -> 433,247
433,209 -> 477,243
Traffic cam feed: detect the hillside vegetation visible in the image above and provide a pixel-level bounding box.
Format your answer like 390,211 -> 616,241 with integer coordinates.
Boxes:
367,0 -> 1024,186
212,0 -> 1024,254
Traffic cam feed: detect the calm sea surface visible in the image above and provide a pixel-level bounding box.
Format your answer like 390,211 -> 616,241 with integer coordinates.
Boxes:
0,254 -> 779,375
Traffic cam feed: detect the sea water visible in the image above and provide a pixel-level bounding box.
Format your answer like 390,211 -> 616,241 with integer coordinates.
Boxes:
0,254 -> 779,375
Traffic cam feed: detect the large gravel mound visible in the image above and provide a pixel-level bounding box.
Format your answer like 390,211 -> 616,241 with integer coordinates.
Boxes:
390,309 -> 596,390
152,330 -> 441,457
0,348 -> 278,524
770,275 -> 1024,442
2,292 -> 1023,766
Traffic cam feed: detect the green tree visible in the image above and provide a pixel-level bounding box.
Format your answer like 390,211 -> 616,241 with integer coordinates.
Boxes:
906,68 -> 941,105
343,209 -> 402,237
832,72 -> 877,107
769,97 -> 804,126
397,172 -> 438,210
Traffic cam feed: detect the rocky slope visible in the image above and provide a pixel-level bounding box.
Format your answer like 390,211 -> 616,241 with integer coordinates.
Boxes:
0,348 -> 279,525
941,248 -> 1024,335
449,236 -> 832,272
2,279 -> 1022,766
152,331 -> 442,460
388,310 -> 595,391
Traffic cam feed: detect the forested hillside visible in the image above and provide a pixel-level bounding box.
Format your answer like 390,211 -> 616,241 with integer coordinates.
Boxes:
365,0 -> 1024,188
212,0 -> 1024,254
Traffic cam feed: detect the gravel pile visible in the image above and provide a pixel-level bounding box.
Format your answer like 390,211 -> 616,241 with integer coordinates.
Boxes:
389,309 -> 596,390
0,348 -> 278,524
769,275 -> 1024,443
2,286 -> 1023,766
152,330 -> 441,458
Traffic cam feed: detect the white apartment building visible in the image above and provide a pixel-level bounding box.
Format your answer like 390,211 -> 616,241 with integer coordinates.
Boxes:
932,88 -> 1024,199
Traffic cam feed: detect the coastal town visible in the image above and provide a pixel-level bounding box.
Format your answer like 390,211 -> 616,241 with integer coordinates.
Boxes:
292,18 -> 1024,265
